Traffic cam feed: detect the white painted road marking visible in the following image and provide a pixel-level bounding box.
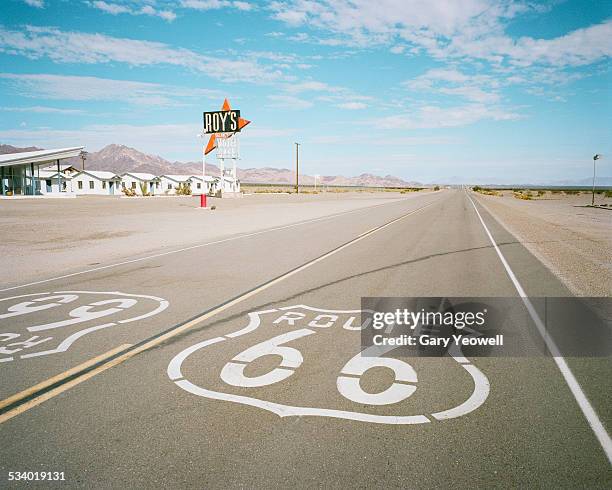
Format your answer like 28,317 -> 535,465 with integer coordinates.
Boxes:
168,305 -> 490,424
0,291 -> 169,362
467,190 -> 612,465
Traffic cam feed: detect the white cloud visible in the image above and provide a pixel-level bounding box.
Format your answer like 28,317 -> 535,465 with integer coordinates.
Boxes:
269,1 -> 612,69
233,1 -> 253,11
180,0 -> 253,11
0,26 -> 283,84
91,1 -> 130,15
285,80 -> 334,93
267,94 -> 313,109
337,102 -> 367,110
390,45 -> 405,54
0,73 -> 223,106
404,68 -> 500,103
1,106 -> 84,114
90,1 -> 177,21
370,104 -> 521,129
23,0 -> 44,7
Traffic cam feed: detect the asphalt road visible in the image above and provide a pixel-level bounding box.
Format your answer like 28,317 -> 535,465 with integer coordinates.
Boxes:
1,189 -> 610,488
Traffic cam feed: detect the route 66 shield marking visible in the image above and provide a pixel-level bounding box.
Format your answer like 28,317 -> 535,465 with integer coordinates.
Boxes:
0,291 -> 169,362
168,305 -> 490,425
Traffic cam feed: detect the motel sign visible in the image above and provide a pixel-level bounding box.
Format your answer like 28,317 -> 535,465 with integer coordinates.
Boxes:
203,109 -> 242,134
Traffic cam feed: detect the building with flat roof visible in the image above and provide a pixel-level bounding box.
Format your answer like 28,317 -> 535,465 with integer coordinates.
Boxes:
0,147 -> 84,198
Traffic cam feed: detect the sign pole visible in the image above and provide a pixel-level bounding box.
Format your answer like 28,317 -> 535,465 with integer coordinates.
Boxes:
591,154 -> 602,206
201,145 -> 207,208
295,142 -> 300,194
202,99 -> 250,201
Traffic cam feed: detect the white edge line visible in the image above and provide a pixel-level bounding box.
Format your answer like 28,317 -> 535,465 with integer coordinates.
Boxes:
466,189 -> 612,465
0,196 -> 430,293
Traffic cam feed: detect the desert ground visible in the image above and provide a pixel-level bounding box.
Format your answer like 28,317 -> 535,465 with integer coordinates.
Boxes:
473,190 -> 611,296
0,190 -> 427,287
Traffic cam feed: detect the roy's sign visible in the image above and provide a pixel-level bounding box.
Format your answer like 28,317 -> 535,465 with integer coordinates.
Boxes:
203,109 -> 242,134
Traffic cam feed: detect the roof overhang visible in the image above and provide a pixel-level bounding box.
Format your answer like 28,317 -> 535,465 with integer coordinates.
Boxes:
0,147 -> 84,169
72,170 -> 121,181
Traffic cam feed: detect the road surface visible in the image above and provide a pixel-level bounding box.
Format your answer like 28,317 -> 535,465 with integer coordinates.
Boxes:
1,189 -> 610,488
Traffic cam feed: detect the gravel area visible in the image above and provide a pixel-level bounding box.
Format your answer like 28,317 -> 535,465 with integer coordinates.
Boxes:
473,191 -> 611,297
0,191 -> 429,287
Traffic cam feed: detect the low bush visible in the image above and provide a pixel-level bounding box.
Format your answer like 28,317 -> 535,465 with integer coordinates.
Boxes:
513,191 -> 532,200
139,182 -> 151,197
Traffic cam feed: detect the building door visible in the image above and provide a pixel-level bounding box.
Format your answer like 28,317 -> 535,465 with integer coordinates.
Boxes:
109,181 -> 114,195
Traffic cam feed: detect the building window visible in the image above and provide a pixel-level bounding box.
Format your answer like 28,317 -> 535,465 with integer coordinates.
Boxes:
131,182 -> 136,189
78,181 -> 83,189
121,182 -> 126,189
155,182 -> 160,188
35,180 -> 41,190
89,181 -> 94,189
168,184 -> 172,190
102,181 -> 107,189
197,183 -> 201,189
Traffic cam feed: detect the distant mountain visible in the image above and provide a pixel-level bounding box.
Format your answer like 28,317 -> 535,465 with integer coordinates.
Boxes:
66,144 -> 421,187
549,176 -> 612,186
0,144 -> 42,154
434,175 -> 612,187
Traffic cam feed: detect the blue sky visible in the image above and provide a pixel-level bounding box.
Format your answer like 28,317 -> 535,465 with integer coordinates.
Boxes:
0,0 -> 610,183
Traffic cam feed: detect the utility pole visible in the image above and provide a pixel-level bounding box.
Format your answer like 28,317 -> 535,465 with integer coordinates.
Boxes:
80,150 -> 88,171
591,154 -> 602,206
294,142 -> 300,194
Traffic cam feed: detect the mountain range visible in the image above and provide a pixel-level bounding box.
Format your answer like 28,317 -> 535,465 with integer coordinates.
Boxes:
0,144 -> 420,187
2,143 -> 609,186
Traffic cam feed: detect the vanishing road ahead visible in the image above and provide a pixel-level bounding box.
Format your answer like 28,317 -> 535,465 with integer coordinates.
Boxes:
1,189 -> 610,487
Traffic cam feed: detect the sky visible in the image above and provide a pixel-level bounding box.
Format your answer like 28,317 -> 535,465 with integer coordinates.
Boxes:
0,0 -> 610,184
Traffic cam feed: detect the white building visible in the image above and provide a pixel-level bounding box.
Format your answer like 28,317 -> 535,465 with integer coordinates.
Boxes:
72,170 -> 122,195
158,174 -> 194,195
42,163 -> 81,177
219,175 -> 241,195
1,147 -> 83,198
157,174 -> 220,195
120,172 -> 158,195
190,175 -> 219,195
37,169 -> 75,195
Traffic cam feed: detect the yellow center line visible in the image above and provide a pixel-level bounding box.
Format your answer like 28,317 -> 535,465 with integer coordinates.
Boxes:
0,344 -> 132,423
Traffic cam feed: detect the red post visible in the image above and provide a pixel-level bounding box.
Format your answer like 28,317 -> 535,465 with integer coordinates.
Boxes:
200,194 -> 207,208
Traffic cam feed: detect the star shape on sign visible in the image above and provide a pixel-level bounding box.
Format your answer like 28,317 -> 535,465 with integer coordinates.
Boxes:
204,98 -> 251,155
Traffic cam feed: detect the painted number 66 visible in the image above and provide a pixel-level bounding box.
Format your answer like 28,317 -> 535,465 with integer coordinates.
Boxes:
220,329 -> 418,406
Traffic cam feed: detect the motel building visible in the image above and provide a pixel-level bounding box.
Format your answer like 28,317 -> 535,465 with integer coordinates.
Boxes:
219,175 -> 241,195
120,172 -> 159,195
37,169 -> 75,195
41,163 -> 81,177
72,170 -> 122,196
192,175 -> 219,195
0,147 -> 84,198
158,174 -> 195,195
